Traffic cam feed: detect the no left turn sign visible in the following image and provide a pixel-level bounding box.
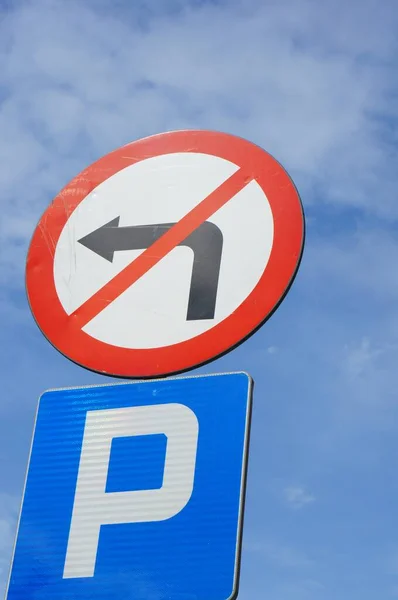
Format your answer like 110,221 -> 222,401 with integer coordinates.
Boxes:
26,130 -> 305,378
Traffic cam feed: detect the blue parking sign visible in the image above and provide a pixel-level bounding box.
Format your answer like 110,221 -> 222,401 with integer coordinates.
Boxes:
6,372 -> 252,600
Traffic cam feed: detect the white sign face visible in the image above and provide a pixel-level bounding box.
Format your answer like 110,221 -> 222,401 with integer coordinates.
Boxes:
27,129 -> 304,377
53,152 -> 274,349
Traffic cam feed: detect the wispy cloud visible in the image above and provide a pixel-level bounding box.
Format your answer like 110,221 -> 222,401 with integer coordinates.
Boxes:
284,486 -> 316,510
267,345 -> 278,354
344,338 -> 385,380
1,0 -> 398,285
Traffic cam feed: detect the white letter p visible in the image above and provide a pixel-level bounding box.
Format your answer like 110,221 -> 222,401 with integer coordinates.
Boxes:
63,403 -> 199,579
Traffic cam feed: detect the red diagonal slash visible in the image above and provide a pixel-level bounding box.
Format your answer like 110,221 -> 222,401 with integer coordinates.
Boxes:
72,167 -> 252,328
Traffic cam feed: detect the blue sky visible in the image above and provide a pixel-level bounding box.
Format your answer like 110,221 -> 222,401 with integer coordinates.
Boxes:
1,0 -> 398,598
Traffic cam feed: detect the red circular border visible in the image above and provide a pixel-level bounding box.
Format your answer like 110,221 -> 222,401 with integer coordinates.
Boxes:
26,130 -> 305,378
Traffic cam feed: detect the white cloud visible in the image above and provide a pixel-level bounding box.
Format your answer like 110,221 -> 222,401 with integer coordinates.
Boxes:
344,338 -> 384,380
284,486 -> 316,509
0,0 -> 398,286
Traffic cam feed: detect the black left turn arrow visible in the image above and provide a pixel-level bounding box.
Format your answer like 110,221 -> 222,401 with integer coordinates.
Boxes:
78,217 -> 223,321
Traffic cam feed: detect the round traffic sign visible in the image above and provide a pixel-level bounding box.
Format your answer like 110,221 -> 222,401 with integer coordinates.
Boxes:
26,130 -> 305,378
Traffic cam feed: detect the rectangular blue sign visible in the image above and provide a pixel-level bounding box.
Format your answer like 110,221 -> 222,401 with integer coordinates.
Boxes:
6,372 -> 253,600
